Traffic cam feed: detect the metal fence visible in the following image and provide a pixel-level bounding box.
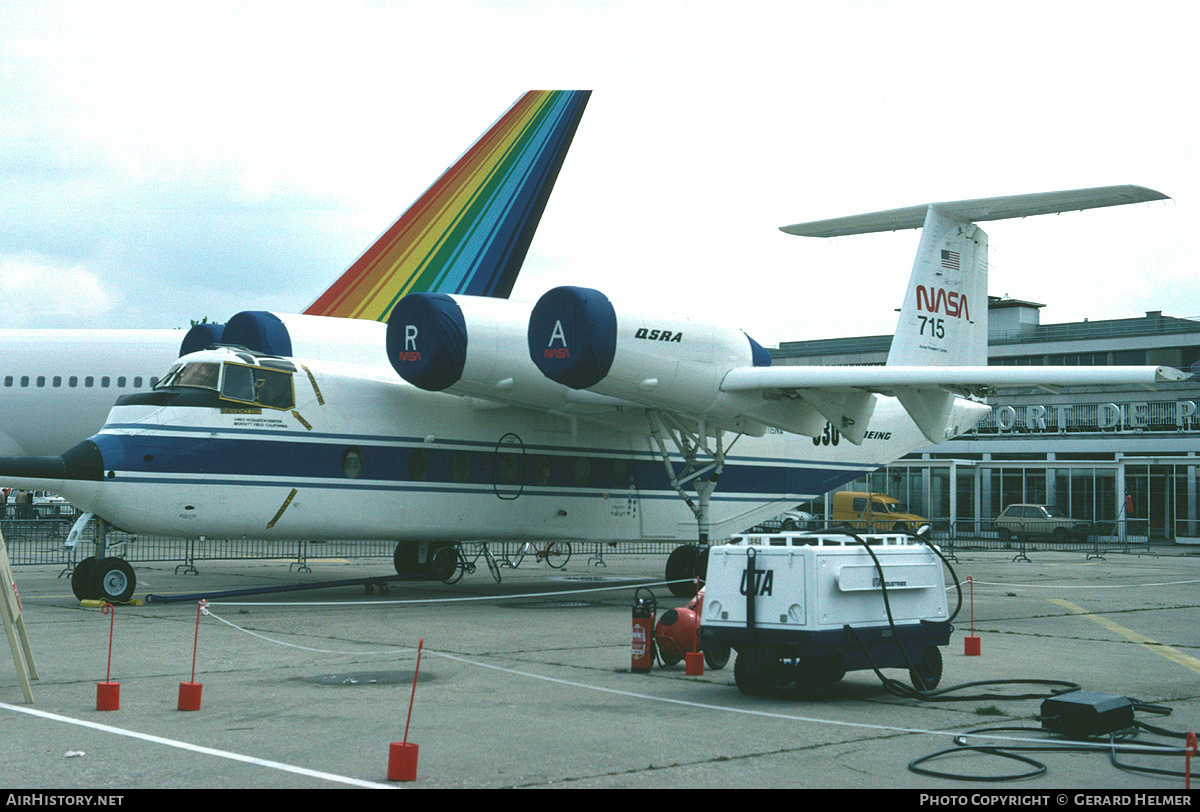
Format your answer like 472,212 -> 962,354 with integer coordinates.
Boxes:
0,516 -> 683,574
2,512 -> 1175,578
749,516 -> 1163,559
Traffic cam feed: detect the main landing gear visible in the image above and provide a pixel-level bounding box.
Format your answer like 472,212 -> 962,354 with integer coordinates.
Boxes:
647,409 -> 732,597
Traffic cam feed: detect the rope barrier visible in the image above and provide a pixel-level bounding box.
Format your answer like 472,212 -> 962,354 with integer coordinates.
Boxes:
204,578 -> 685,607
195,605 -> 1185,760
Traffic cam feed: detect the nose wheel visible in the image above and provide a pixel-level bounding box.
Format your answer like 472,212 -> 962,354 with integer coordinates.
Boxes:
71,556 -> 137,603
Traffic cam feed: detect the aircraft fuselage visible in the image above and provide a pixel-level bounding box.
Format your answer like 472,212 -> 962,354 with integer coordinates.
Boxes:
34,348 -> 984,543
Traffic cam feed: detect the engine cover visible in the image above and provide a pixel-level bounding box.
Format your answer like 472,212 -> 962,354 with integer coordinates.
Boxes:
215,311 -> 389,367
388,292 -> 569,406
527,286 -> 772,422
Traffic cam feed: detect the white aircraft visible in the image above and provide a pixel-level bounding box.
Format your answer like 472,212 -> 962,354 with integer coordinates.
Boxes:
0,90 -> 591,458
0,185 -> 1182,602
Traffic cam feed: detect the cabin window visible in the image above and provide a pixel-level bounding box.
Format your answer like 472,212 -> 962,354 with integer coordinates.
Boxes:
452,451 -> 471,483
532,456 -> 552,487
69,377 -> 78,387
408,448 -> 428,481
342,446 -> 364,479
573,458 -> 591,488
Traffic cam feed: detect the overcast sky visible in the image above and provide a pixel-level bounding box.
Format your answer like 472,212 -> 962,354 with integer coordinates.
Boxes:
2,0 -> 1194,348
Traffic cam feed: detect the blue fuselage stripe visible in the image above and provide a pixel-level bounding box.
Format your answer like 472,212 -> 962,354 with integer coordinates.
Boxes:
92,428 -> 869,499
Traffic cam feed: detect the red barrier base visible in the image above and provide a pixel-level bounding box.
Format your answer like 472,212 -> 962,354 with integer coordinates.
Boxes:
685,651 -> 705,676
96,681 -> 120,711
388,742 -> 419,782
964,635 -> 982,656
178,681 -> 203,711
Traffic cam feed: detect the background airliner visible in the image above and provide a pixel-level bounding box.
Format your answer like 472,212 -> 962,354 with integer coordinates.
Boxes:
0,90 -> 590,458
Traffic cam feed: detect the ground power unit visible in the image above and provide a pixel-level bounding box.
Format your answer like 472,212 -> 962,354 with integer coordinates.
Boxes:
698,533 -> 953,696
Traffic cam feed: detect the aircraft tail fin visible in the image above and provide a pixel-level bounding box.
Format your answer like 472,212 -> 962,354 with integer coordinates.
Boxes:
780,185 -> 1170,443
305,90 -> 591,322
782,185 -> 1169,369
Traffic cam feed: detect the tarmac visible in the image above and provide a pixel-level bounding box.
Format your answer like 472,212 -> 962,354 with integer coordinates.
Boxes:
1,540 -> 1198,794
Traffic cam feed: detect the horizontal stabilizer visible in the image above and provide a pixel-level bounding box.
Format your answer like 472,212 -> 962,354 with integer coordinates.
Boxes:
722,365 -> 1187,394
780,185 -> 1170,237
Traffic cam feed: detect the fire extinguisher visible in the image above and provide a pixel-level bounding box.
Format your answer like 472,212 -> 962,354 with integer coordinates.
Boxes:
631,587 -> 657,673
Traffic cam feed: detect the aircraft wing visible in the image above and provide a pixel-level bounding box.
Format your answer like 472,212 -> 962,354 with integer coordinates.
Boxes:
720,364 -> 1187,445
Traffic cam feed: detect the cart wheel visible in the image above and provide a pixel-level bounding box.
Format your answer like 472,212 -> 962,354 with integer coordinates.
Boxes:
909,646 -> 943,691
703,643 -> 730,670
733,646 -> 792,696
794,653 -> 846,695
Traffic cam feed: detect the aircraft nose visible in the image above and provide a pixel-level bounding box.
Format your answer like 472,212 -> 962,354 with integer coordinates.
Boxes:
0,439 -> 105,485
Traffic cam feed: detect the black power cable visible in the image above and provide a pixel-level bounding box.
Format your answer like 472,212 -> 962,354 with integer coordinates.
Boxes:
909,724 -> 1197,783
840,528 -> 1083,702
823,527 -> 1194,783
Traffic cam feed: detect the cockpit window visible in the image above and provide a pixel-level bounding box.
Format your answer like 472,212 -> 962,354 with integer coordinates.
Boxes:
156,362 -> 221,391
220,361 -> 295,410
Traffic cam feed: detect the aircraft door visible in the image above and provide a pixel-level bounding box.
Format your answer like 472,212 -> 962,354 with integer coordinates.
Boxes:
492,433 -> 526,500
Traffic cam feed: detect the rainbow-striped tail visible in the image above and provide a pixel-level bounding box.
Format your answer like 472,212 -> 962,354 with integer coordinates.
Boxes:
305,90 -> 591,322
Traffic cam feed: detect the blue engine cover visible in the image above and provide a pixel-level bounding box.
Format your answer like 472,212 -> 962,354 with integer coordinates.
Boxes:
387,293 -> 468,391
220,311 -> 294,357
527,286 -> 617,390
178,322 -> 226,356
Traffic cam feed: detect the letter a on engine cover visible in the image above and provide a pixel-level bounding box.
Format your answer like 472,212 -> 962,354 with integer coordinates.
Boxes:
528,286 -> 617,389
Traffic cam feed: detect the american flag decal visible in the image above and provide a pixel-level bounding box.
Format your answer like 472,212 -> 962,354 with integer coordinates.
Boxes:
941,249 -> 961,270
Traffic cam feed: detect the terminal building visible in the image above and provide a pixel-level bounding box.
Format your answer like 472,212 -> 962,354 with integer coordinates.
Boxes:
770,297 -> 1200,545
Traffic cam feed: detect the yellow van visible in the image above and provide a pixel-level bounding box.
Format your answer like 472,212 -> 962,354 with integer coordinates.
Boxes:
832,491 -> 928,532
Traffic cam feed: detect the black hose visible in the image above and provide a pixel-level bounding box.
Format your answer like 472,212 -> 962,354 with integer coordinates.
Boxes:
842,529 -> 1082,702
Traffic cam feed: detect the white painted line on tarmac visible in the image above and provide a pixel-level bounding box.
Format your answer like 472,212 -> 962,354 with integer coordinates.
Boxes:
0,701 -> 396,789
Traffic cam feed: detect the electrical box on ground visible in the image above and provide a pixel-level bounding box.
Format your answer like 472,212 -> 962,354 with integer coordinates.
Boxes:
1040,691 -> 1135,738
698,533 -> 952,696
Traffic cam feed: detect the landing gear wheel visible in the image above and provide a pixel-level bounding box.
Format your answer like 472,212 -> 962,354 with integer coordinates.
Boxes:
703,643 -> 731,670
393,541 -> 418,576
909,646 -> 944,691
665,545 -> 703,597
431,545 -> 463,584
94,558 -> 137,604
733,646 -> 792,696
545,541 -> 571,568
71,557 -> 100,601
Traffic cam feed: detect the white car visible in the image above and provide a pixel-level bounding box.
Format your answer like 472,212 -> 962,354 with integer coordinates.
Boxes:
778,509 -> 818,531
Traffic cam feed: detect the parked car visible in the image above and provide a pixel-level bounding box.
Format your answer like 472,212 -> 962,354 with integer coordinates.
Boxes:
778,509 -> 818,531
996,504 -> 1091,542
